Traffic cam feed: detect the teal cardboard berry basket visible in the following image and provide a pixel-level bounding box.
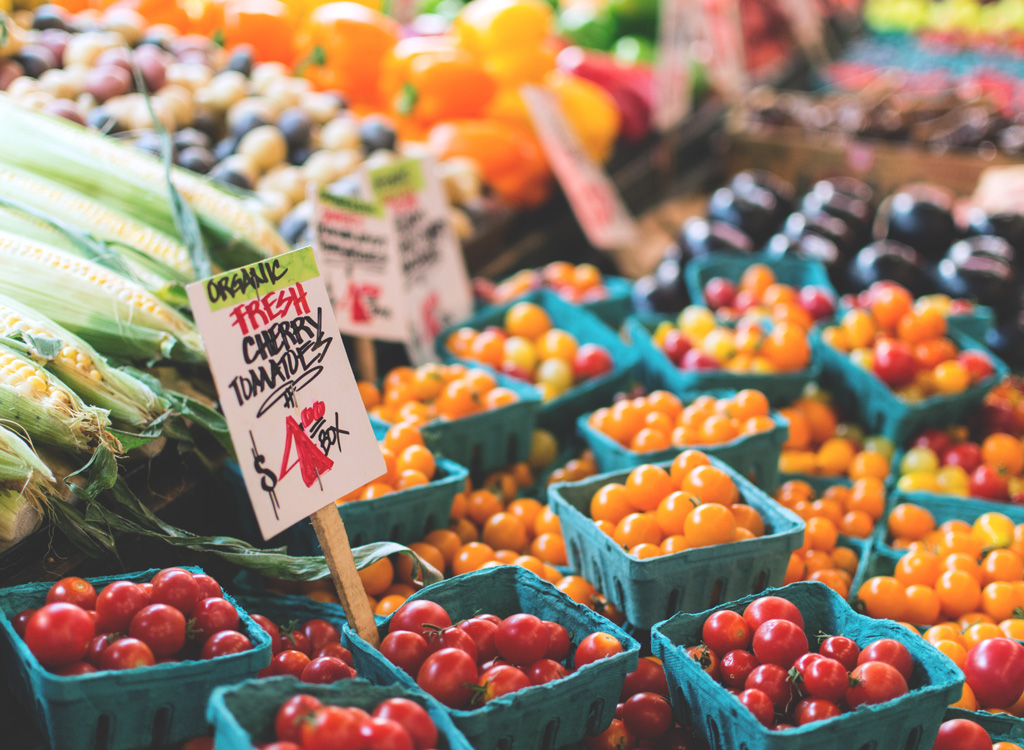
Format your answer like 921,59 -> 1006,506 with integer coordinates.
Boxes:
0,566 -> 272,750
576,396 -> 789,491
437,289 -> 640,430
684,253 -> 835,307
652,581 -> 964,750
548,454 -> 805,629
816,328 -> 1008,447
345,565 -> 640,750
625,313 -> 821,407
208,676 -> 474,750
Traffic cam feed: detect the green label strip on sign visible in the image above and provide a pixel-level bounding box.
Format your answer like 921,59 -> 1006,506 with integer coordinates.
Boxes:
202,246 -> 321,311
368,158 -> 425,200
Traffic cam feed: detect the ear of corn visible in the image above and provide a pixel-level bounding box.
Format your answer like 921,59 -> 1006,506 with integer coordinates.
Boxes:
0,488 -> 42,546
0,339 -> 116,454
0,230 -> 206,363
0,422 -> 55,496
0,293 -> 166,428
0,97 -> 290,264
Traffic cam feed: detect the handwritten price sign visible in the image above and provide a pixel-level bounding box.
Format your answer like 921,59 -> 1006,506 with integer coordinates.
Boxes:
655,0 -> 694,132
187,247 -> 385,540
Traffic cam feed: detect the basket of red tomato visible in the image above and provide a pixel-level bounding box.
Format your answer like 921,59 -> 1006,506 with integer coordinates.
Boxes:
0,566 -> 272,750
344,565 -> 640,750
651,582 -> 963,750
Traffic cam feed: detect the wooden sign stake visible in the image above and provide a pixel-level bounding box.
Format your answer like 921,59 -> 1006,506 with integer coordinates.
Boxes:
354,338 -> 379,384
311,505 -> 380,646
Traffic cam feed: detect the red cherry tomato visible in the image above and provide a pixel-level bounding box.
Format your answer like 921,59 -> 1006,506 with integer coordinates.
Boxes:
527,658 -> 568,686
359,717 -> 414,750
720,649 -> 758,688
381,631 -> 430,676
802,657 -> 848,703
793,652 -> 822,676
621,657 -> 669,698
150,568 -> 200,616
584,718 -> 636,750
99,637 -> 155,670
932,718 -> 992,750
576,632 -> 624,668
301,619 -> 341,652
819,635 -> 860,671
53,661 -> 97,676
389,600 -> 452,637
738,688 -> 774,726
24,602 -> 95,667
964,637 -> 1024,709
742,597 -> 805,630
427,627 -> 479,663
620,692 -> 673,740
702,610 -> 752,655
872,338 -> 916,388
372,697 -> 438,750
544,620 -> 571,661
314,642 -> 354,666
458,617 -> 498,663
279,628 -> 311,656
858,639 -> 913,681
95,581 -> 148,634
477,664 -> 531,703
12,608 -> 36,638
416,647 -> 477,708
495,614 -> 549,666
794,697 -> 841,725
200,630 -> 252,659
686,644 -> 720,680
971,464 -> 1010,501
301,655 -> 356,684
752,619 -> 808,669
192,574 -> 222,601
87,633 -> 113,666
846,661 -> 908,707
251,614 -> 282,654
129,603 -> 186,658
300,706 -> 364,750
275,694 -> 322,744
46,577 -> 97,609
745,664 -> 794,710
191,598 -> 239,641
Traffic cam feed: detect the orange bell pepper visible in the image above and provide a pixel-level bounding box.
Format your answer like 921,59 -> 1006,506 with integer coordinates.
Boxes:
483,41 -> 559,87
185,0 -> 225,37
429,119 -> 551,208
543,69 -> 621,164
296,2 -> 400,106
222,0 -> 297,64
105,0 -> 192,29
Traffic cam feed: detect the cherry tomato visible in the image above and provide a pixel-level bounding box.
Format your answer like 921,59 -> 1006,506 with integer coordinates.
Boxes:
279,628 -> 311,656
544,620 -> 571,661
25,603 -> 95,667
416,647 -> 477,708
720,649 -> 758,688
301,655 -> 356,684
575,632 -> 624,668
752,619 -> 808,668
150,568 -> 200,616
12,608 -> 36,638
794,697 -> 841,725
620,692 -> 673,739
191,598 -> 239,641
301,619 -> 341,652
373,697 -> 438,750
269,649 -> 311,678
743,597 -> 805,630
300,706 -> 364,750
932,718 -> 992,750
275,694 -> 322,744
744,664 -> 794,710
359,717 -> 414,750
858,639 -> 913,682
262,743 -> 300,750
971,464 -> 1010,501
873,339 -> 916,387
819,635 -> 860,671
95,581 -> 149,634
87,633 -> 114,666
495,614 -> 549,666
846,661 -> 908,707
793,652 -> 822,676
53,661 -> 97,676
389,600 -> 452,637
46,577 -> 97,610
381,630 -> 430,676
738,688 -> 774,726
702,610 -> 752,655
686,644 -> 720,680
584,718 -> 635,750
251,615 -> 282,654
314,642 -> 354,666
527,658 -> 568,685
621,657 -> 669,698
427,627 -> 478,663
802,657 -> 848,703
99,637 -> 155,670
458,617 -> 498,663
964,637 -> 1024,709
200,630 -> 252,659
943,442 -> 982,473
193,574 -> 222,601
573,344 -> 613,380
477,664 -> 530,703
129,604 -> 185,658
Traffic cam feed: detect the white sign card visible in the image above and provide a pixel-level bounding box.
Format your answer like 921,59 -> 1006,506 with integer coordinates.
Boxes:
186,247 -> 386,540
701,0 -> 749,101
521,84 -> 638,251
655,0 -> 694,132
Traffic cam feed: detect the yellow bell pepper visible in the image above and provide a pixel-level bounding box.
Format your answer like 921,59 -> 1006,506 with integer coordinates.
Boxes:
454,0 -> 553,56
483,41 -> 557,87
543,70 -> 621,164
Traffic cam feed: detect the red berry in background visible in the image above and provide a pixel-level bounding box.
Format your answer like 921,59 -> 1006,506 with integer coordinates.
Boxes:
275,694 -> 322,744
373,697 -> 438,750
300,656 -> 356,684
743,596 -> 805,630
12,608 -> 36,638
932,719 -> 992,750
957,350 -> 995,383
846,661 -> 908,707
389,600 -> 452,637
200,630 -> 251,659
745,664 -> 794,710
458,617 -> 498,663
544,621 -> 571,662
129,603 -> 186,658
620,692 -> 672,740
191,597 -> 240,641
495,614 -> 549,666
314,642 -> 354,666
738,689 -> 775,726
794,697 -> 841,725
416,647 -> 477,709
858,639 -> 913,681
819,635 -> 860,671
971,464 -> 1009,501
359,717 -> 415,750
100,638 -> 155,670
301,619 -> 340,652
964,637 -> 1024,709
269,649 -> 311,678
720,649 -> 759,688
752,619 -> 808,669
46,577 -> 97,610
150,568 -> 200,617
95,581 -> 149,634
527,658 -> 568,686
913,429 -> 952,457
25,602 -> 95,667
703,278 -> 737,310
576,632 -> 624,668
798,286 -> 835,320
942,442 -> 982,473
584,718 -> 635,750
477,664 -> 531,702
573,343 -> 614,381
702,610 -> 752,655
662,330 -> 693,365
872,339 -> 917,387
681,349 -> 719,371
251,615 -> 281,654
621,657 -> 669,698
192,574 -> 222,601
381,631 -> 431,676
